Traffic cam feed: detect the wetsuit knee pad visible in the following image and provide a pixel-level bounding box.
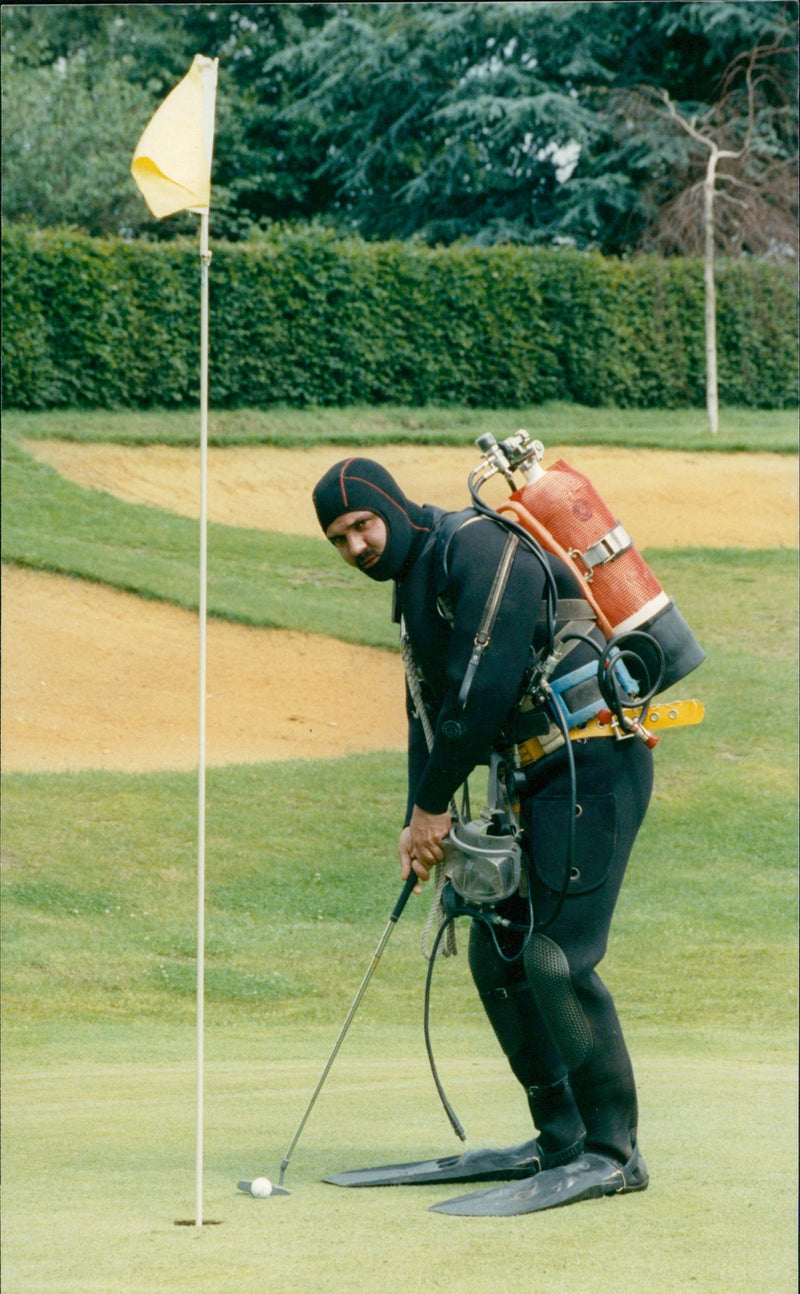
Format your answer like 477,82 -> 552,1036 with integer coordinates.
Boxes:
523,933 -> 593,1073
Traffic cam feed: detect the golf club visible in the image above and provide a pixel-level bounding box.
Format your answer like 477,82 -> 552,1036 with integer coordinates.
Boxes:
274,870 -> 418,1192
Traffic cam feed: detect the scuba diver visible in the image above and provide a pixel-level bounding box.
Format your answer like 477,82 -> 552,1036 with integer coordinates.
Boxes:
311,446 -> 703,1216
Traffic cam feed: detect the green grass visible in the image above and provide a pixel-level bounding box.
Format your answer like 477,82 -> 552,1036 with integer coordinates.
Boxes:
4,400 -> 799,452
1,1037 -> 796,1294
2,404 -> 798,1291
2,737 -> 797,1289
1,436 -> 396,646
0,1030 -> 793,1294
2,726 -> 797,1048
4,532 -> 798,1022
3,548 -> 797,1052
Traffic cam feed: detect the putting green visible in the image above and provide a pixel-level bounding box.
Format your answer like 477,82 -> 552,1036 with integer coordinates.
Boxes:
2,1025 -> 796,1293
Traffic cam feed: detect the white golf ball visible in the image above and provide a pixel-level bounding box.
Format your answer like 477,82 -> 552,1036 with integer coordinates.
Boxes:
250,1177 -> 273,1198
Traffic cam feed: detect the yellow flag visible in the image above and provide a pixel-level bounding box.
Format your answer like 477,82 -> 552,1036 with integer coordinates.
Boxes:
131,55 -> 218,219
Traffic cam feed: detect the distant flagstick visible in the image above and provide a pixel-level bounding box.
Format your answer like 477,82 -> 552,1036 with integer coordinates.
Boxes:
131,54 -> 219,1231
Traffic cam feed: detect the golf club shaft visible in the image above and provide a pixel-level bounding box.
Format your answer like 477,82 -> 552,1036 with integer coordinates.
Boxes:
278,871 -> 418,1184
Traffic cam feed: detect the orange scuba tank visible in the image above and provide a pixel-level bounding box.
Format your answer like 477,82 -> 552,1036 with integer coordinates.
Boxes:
511,458 -> 668,634
472,432 -> 706,692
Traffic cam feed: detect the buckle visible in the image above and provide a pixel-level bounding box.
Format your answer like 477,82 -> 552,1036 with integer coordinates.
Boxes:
580,523 -> 632,572
595,710 -> 636,741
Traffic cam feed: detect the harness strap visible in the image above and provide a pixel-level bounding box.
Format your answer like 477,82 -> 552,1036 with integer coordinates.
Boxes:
456,531 -> 519,712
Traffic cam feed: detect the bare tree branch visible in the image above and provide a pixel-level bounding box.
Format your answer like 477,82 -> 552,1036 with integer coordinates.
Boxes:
619,33 -> 798,434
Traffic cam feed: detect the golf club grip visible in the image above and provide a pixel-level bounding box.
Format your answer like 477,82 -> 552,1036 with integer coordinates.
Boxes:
390,871 -> 419,922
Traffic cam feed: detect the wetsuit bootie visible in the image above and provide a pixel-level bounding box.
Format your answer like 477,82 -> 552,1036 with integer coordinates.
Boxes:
526,1076 -> 585,1168
429,1139 -> 648,1216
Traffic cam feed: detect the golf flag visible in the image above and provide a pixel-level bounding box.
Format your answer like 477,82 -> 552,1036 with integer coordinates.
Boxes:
131,54 -> 218,218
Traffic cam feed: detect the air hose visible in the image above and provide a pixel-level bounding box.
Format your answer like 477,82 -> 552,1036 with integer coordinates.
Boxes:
423,898 -> 537,1145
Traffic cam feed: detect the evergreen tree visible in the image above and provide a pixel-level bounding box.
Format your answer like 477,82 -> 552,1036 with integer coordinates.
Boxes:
1,2 -> 796,250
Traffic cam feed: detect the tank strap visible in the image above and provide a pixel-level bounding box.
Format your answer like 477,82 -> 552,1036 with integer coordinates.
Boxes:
578,522 -> 632,574
536,597 -> 594,624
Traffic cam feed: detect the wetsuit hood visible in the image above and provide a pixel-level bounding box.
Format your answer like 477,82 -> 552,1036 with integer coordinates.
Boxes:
312,457 -> 433,582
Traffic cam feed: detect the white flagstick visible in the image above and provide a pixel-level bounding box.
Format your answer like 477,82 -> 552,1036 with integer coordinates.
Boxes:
130,54 -> 219,1230
196,208 -> 212,1229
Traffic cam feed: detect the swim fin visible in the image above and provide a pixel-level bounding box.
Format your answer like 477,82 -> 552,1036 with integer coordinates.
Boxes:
324,1138 -> 547,1187
429,1142 -> 648,1216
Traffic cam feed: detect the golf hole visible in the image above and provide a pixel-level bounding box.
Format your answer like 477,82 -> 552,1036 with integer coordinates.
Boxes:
174,1219 -> 224,1226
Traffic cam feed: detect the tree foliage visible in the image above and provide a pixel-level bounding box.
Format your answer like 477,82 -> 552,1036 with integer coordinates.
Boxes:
1,2 -> 796,252
1,56 -> 155,236
251,1 -> 799,252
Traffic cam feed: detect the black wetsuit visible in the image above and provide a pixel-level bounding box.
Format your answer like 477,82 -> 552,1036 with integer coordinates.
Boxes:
397,508 -> 653,1166
311,456 -> 653,1167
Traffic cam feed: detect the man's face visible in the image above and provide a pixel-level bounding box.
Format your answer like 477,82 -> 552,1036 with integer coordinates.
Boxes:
325,510 -> 387,572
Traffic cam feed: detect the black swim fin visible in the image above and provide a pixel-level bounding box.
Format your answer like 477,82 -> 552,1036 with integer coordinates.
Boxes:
324,1138 -> 546,1187
429,1143 -> 648,1216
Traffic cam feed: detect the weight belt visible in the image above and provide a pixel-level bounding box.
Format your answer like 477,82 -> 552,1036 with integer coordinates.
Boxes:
515,699 -> 705,766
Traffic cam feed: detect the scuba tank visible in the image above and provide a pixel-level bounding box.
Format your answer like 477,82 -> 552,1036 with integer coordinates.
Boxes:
471,431 -> 705,693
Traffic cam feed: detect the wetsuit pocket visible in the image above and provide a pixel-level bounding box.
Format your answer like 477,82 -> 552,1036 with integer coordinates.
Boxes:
527,793 -> 617,895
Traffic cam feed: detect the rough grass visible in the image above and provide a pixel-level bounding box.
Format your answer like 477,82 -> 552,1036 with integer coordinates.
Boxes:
3,401 -> 798,452
1,436 -> 395,646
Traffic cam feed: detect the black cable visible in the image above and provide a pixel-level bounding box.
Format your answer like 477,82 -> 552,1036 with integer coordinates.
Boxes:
423,725 -> 571,1141
423,893 -> 536,1142
423,915 -> 467,1142
557,628 -> 666,725
442,875 -> 535,962
469,483 -> 559,637
600,630 -> 665,718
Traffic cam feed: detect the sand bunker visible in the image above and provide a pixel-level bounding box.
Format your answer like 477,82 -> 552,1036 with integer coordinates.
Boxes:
4,443 -> 797,774
1,566 -> 407,775
25,441 -> 798,550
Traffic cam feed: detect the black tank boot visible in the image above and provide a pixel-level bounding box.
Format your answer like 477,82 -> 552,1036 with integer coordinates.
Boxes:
527,1076 -> 585,1167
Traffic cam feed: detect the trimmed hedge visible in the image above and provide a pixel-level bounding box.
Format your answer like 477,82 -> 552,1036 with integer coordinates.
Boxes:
2,225 -> 797,410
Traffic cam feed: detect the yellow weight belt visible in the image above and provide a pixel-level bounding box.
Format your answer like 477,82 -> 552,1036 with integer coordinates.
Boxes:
516,699 -> 705,767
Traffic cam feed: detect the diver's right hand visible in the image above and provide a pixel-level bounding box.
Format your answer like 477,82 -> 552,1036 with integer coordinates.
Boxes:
398,825 -> 429,892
